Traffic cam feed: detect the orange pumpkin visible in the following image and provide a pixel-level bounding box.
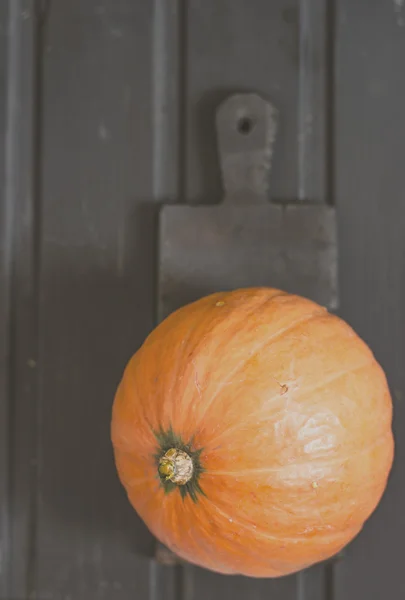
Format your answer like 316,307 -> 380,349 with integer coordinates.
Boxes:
111,288 -> 394,577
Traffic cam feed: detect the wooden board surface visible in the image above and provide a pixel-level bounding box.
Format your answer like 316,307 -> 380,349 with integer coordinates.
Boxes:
1,1 -> 404,598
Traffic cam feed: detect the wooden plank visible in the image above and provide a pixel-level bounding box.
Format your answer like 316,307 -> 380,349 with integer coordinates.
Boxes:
150,563 -> 184,600
34,0 -> 179,597
179,562 -> 335,600
187,566 -> 298,600
0,1 -> 42,597
297,563 -> 334,600
333,1 -> 405,598
0,2 -> 11,597
185,0 -> 329,206
152,0 -> 184,204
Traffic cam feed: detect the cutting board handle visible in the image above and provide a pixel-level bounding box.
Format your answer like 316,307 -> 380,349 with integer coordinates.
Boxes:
216,93 -> 278,205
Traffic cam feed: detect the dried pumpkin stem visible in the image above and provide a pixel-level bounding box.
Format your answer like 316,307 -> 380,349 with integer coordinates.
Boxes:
158,448 -> 193,485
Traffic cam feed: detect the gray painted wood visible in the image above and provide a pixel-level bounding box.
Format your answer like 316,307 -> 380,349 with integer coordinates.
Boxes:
185,0 -> 330,206
0,1 -> 42,597
333,1 -> 405,598
0,2 -> 10,596
1,0 -> 403,598
187,566 -> 299,600
1,0 -> 182,598
35,1 -> 158,598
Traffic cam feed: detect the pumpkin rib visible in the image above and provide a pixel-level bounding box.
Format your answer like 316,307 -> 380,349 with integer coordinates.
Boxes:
196,306 -> 326,425
121,365 -> 155,436
136,473 -> 354,576
111,378 -> 157,455
159,291 -> 283,430
164,295 -> 224,426
125,459 -> 319,574
137,486 -> 244,574
133,292 -> 224,432
205,496 -> 360,545
174,292 -> 290,428
124,475 -> 151,487
204,356 -> 375,449
284,356 -> 375,404
207,429 -> 391,478
200,432 -> 393,539
183,498 -> 263,572
175,495 -> 303,575
181,290 -> 281,364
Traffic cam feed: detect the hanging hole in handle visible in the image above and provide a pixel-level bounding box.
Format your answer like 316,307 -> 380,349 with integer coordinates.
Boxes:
237,115 -> 255,135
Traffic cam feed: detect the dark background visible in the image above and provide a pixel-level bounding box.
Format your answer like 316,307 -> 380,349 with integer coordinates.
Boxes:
1,1 -> 404,599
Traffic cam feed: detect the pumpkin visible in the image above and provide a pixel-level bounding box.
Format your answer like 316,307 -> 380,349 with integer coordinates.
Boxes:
111,287 -> 394,577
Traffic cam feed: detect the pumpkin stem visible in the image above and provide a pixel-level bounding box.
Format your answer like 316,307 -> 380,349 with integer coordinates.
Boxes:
158,448 -> 193,485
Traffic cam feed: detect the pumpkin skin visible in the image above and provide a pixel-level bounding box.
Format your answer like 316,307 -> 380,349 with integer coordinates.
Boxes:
111,288 -> 394,577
